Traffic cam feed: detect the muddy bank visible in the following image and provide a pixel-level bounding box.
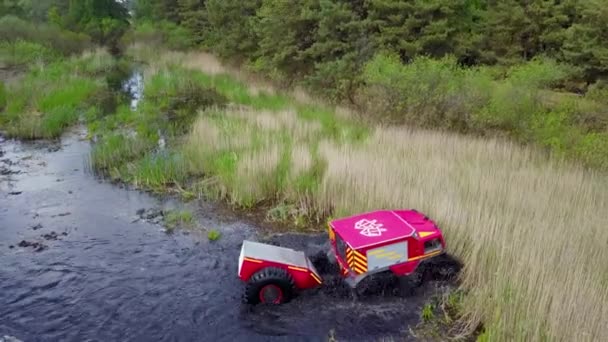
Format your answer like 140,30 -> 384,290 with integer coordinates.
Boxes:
0,128 -> 462,341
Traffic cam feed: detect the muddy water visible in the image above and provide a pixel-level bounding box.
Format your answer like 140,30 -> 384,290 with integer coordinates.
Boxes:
0,71 -> 456,342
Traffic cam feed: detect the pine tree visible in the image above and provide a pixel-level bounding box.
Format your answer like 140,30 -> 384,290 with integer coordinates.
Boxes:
205,0 -> 262,59
476,0 -> 530,64
133,0 -> 180,22
251,0 -> 319,79
367,0 -> 478,63
301,0 -> 373,101
562,0 -> 608,82
177,0 -> 207,45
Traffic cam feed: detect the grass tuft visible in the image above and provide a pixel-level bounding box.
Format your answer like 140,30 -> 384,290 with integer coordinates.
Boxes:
421,303 -> 435,322
164,209 -> 194,229
207,229 -> 221,241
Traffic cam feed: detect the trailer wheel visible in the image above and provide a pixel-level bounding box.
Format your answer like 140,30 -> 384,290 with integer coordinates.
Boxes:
243,267 -> 296,305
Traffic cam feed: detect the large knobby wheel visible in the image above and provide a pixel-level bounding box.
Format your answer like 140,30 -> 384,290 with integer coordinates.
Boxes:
243,267 -> 296,305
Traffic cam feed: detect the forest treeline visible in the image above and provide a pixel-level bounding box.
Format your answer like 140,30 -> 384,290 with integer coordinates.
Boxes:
132,0 -> 608,92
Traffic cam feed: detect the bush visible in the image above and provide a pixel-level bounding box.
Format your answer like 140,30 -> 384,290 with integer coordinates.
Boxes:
124,21 -> 194,51
506,56 -> 577,88
573,132 -> 608,170
142,66 -> 228,133
471,81 -> 539,135
362,52 -> 493,130
0,40 -> 59,67
585,80 -> 608,105
0,15 -> 91,56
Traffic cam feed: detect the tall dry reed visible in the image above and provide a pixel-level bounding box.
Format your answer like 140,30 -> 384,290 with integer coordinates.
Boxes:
172,48 -> 608,341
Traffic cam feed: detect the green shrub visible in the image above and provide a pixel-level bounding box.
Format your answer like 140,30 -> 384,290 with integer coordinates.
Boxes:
506,57 -> 576,89
573,132 -> 608,171
0,40 -> 59,67
529,107 -> 582,155
304,57 -> 361,103
69,49 -> 117,76
142,66 -> 228,132
125,21 -> 194,50
585,80 -> 608,105
472,81 -> 539,135
207,229 -> 221,241
362,52 -> 493,130
0,15 -> 91,56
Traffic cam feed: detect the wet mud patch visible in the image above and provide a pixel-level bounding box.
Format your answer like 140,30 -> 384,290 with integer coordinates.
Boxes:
133,207 -> 165,225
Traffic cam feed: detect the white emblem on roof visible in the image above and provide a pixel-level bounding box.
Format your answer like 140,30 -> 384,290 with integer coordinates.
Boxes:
355,219 -> 386,237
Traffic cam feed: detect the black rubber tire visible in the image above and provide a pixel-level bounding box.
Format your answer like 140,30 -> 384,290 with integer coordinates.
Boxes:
243,267 -> 296,305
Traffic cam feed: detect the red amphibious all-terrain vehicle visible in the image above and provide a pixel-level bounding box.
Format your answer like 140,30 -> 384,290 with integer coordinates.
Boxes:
237,209 -> 446,304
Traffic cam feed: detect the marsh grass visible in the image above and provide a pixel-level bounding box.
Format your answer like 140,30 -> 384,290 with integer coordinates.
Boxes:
169,51 -> 608,341
0,48 -> 116,139
127,152 -> 188,191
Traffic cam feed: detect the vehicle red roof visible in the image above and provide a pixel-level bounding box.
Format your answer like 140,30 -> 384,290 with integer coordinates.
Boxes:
329,210 -> 420,250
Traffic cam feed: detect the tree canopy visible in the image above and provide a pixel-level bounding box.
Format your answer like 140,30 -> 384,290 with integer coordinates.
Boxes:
1,0 -> 130,46
129,0 -> 608,90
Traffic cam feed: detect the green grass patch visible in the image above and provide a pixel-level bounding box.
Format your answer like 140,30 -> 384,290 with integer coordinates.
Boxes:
164,209 -> 194,229
90,133 -> 154,172
126,152 -> 188,191
207,229 -> 221,241
0,49 -> 120,140
0,40 -> 59,67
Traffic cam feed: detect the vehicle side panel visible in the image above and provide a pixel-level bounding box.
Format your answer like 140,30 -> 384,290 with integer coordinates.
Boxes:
366,241 -> 408,271
238,257 -> 321,290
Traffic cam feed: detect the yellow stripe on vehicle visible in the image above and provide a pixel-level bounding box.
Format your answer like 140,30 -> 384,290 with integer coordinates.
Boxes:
352,264 -> 367,274
310,272 -> 322,284
408,250 -> 442,262
244,257 -> 262,263
352,254 -> 367,265
288,266 -> 309,272
367,249 -> 385,256
352,249 -> 365,259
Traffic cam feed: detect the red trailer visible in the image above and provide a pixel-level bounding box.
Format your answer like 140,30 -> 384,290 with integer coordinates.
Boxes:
238,209 -> 446,304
